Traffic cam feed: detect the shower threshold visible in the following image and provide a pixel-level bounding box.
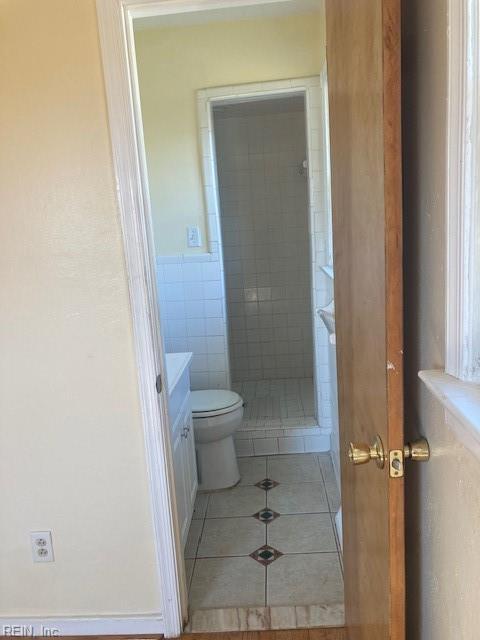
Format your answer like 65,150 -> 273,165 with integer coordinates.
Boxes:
231,378 -> 330,456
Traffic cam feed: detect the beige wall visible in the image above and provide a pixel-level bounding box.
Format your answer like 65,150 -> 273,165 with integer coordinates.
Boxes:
134,12 -> 324,255
403,1 -> 480,637
0,0 -> 159,616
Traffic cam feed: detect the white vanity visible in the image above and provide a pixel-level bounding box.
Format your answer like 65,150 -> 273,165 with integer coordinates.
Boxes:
165,352 -> 197,547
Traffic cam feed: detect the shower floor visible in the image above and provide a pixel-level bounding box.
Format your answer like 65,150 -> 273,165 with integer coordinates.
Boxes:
232,377 -> 315,423
231,378 -> 325,457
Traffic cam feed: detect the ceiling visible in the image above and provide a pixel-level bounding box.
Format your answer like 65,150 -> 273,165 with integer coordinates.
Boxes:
133,0 -> 322,31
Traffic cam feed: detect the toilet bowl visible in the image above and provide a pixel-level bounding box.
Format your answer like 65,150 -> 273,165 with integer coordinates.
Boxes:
191,389 -> 244,491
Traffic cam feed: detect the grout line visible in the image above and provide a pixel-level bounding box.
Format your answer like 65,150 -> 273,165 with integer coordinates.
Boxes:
264,564 -> 268,607
193,496 -> 209,561
201,510 -> 335,519
193,550 -> 340,560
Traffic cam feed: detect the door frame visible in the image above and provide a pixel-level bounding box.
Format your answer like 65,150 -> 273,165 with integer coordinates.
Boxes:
95,1 -> 331,637
196,75 -> 333,433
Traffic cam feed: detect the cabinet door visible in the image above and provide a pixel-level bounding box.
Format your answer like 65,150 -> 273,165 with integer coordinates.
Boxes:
171,426 -> 189,545
183,411 -> 198,511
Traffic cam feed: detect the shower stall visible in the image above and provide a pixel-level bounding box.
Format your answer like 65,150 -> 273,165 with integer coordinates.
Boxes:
212,95 -> 315,427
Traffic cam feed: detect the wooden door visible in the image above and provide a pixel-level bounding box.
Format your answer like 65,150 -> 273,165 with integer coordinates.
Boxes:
325,1 -> 404,639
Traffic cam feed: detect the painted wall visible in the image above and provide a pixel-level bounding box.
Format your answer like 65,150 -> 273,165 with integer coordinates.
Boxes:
134,11 -> 324,255
403,0 -> 480,637
0,0 -> 160,617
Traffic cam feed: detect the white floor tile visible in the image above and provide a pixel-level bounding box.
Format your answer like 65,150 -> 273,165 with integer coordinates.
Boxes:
185,558 -> 195,591
267,482 -> 329,514
197,517 -> 266,557
267,514 -> 337,554
190,557 -> 266,609
193,493 -> 209,519
207,485 -> 266,518
267,553 -> 343,606
185,519 -> 203,559
318,454 -> 341,511
267,454 -> 322,483
238,456 -> 267,485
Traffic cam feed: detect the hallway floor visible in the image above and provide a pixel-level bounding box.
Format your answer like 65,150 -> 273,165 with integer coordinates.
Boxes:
184,453 -> 343,633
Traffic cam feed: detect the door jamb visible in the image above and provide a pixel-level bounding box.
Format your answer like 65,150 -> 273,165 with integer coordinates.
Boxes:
95,1 -> 329,637
196,76 -> 331,433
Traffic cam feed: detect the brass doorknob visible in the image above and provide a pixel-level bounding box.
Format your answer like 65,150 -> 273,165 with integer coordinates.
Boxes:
349,436 -> 430,477
404,437 -> 430,461
348,435 -> 385,468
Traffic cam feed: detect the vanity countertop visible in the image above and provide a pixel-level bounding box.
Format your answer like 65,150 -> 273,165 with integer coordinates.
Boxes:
165,352 -> 193,395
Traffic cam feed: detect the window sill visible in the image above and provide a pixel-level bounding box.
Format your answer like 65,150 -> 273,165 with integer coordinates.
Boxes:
419,370 -> 480,462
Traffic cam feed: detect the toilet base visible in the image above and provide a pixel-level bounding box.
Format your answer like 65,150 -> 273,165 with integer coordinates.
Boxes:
196,435 -> 240,491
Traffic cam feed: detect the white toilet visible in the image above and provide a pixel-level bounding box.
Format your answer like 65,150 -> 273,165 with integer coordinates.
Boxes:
191,389 -> 244,491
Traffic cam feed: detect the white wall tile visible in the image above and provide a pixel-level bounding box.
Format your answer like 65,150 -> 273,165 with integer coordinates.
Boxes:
304,434 -> 330,453
253,437 -> 279,456
215,105 -> 313,382
234,439 -> 254,457
278,436 -> 305,454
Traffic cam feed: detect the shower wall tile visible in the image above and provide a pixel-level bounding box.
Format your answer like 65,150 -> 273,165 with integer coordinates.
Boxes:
214,106 -> 313,382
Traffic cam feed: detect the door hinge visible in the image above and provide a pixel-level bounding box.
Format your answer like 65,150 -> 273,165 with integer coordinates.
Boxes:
389,438 -> 430,478
156,374 -> 163,394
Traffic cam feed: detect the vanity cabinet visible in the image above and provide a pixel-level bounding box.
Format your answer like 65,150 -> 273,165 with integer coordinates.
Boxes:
165,353 -> 197,548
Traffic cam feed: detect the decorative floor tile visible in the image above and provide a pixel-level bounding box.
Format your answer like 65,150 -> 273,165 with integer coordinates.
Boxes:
185,450 -> 344,629
250,544 -> 283,566
253,507 -> 280,524
255,478 -> 279,491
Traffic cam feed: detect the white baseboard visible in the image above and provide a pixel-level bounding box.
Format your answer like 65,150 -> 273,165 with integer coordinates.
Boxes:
0,615 -> 164,636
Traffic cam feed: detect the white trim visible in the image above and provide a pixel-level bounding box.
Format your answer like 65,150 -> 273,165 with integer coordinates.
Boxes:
126,0 -> 295,20
446,0 -> 480,382
96,2 -> 186,636
419,370 -> 480,463
0,616 -> 163,636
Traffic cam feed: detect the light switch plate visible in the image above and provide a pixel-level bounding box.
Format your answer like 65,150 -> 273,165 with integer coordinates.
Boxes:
187,225 -> 201,248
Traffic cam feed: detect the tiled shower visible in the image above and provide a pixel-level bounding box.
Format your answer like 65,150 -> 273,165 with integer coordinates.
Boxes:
213,97 -> 313,384
156,77 -> 335,455
212,96 -> 316,431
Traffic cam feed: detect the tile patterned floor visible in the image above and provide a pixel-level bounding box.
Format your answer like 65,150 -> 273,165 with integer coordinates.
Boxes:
184,453 -> 343,632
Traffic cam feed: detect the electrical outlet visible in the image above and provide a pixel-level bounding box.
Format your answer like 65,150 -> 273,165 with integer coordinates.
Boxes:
187,225 -> 201,248
30,531 -> 54,563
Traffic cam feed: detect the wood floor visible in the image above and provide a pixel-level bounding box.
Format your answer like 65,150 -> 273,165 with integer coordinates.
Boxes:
59,630 -> 345,640
182,629 -> 345,640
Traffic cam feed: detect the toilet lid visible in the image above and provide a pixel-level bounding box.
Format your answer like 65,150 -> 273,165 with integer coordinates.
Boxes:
191,389 -> 242,415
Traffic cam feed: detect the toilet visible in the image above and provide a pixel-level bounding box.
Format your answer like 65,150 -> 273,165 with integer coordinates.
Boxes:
191,389 -> 244,491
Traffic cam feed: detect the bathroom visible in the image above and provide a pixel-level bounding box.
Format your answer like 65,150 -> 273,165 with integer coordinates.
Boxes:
134,0 -> 341,631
